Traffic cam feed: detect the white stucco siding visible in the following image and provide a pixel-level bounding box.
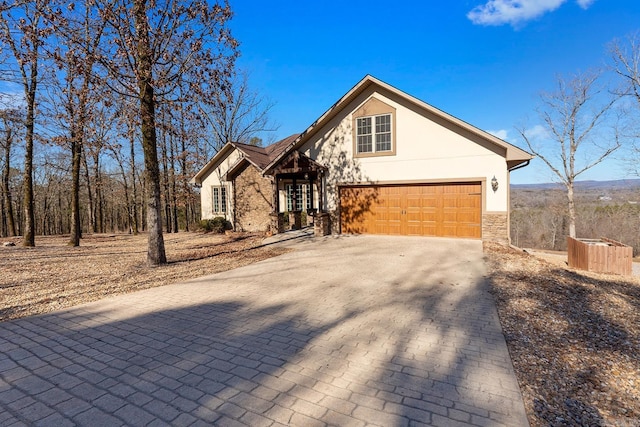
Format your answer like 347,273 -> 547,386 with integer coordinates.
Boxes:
199,148 -> 242,220
299,89 -> 510,213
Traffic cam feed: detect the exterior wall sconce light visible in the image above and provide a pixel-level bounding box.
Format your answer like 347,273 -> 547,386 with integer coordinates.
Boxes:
491,176 -> 499,192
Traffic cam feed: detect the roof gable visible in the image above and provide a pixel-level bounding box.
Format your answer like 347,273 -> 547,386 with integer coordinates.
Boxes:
190,134 -> 300,185
264,75 -> 532,172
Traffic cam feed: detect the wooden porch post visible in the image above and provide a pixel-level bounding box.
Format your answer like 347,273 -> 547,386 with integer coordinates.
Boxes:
292,177 -> 298,211
318,172 -> 324,212
309,176 -> 314,212
272,176 -> 279,213
270,175 -> 285,234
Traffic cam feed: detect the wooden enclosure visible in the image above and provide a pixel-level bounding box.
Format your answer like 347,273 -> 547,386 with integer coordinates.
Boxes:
567,237 -> 633,276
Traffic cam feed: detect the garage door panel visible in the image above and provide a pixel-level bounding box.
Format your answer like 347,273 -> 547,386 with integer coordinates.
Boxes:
340,187 -> 376,234
387,208 -> 402,221
442,215 -> 458,225
457,213 -> 480,223
457,224 -> 481,239
406,211 -> 422,222
442,228 -> 458,238
340,183 -> 481,238
459,201 -> 479,210
423,207 -> 437,218
386,199 -> 402,210
406,197 -> 422,209
443,196 -> 460,208
386,223 -> 402,235
406,225 -> 423,236
421,195 -> 438,207
374,221 -> 389,234
421,224 -> 437,236
406,207 -> 423,235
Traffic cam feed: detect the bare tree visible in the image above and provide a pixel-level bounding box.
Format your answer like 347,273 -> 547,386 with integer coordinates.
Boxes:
200,71 -> 277,152
107,141 -> 134,233
0,0 -> 51,246
0,109 -> 21,236
610,32 -> 640,109
518,71 -> 620,238
83,103 -> 112,233
610,33 -> 640,176
46,0 -> 107,246
97,0 -> 237,265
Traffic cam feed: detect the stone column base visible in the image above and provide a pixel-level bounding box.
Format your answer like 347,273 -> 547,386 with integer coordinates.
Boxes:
289,211 -> 302,230
270,213 -> 285,234
314,212 -> 331,237
482,212 -> 509,244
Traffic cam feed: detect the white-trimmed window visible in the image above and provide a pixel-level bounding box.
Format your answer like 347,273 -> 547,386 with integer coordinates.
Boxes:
212,186 -> 227,214
356,113 -> 392,154
286,184 -> 312,211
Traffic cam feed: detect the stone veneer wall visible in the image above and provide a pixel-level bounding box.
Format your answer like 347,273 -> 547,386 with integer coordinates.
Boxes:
234,164 -> 273,232
482,212 -> 509,244
329,210 -> 340,235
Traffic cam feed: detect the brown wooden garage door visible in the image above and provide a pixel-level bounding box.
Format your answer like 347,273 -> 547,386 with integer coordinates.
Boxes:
340,183 -> 482,238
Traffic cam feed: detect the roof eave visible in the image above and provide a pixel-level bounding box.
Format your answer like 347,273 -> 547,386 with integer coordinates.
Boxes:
263,75 -> 377,173
229,142 -> 267,171
191,143 -> 235,185
264,75 -> 535,171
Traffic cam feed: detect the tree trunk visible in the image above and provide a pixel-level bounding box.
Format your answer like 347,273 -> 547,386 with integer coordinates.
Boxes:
2,125 -> 16,236
82,146 -> 95,233
41,191 -> 48,236
93,152 -> 103,233
57,187 -> 64,235
567,183 -> 576,238
0,191 -> 5,237
170,133 -> 178,233
130,133 -> 139,234
114,147 -> 132,233
69,127 -> 82,246
180,125 -> 189,232
160,126 -> 171,233
68,59 -> 93,244
22,81 -> 36,246
134,0 -> 166,265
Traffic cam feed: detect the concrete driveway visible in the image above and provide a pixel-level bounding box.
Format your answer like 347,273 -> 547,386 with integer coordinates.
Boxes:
0,234 -> 529,426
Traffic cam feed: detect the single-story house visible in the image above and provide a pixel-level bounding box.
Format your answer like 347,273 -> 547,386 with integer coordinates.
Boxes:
191,75 -> 533,243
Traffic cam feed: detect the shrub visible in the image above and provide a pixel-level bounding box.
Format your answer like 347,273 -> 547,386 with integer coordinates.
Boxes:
199,217 -> 231,233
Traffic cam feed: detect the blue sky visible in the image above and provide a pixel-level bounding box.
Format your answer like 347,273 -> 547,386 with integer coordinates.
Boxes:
230,0 -> 640,184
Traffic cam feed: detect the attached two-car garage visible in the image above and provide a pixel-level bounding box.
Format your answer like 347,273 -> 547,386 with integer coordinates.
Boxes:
339,182 -> 482,238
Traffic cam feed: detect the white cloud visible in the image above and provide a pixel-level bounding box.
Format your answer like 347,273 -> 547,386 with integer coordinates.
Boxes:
523,124 -> 549,140
467,0 -> 596,26
576,0 -> 595,8
487,129 -> 509,140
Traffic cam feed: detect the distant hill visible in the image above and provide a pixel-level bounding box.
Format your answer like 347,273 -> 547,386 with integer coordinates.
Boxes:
513,179 -> 640,191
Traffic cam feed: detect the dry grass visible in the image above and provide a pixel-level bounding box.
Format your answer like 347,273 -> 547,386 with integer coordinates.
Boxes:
485,242 -> 640,427
0,232 -> 289,322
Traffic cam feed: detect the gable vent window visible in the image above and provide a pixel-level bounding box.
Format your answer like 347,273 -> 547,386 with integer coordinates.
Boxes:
356,113 -> 392,154
212,186 -> 227,214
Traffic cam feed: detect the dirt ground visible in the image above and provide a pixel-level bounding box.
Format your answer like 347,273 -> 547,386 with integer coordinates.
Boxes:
485,243 -> 640,427
0,232 -> 288,322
